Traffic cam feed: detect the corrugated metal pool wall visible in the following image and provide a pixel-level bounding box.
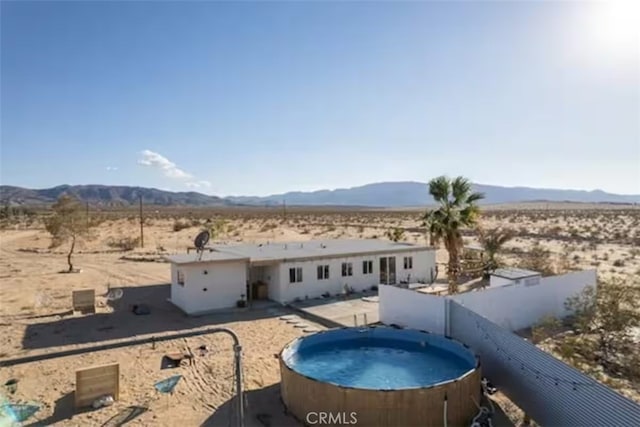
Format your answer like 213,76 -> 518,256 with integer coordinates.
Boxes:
448,301 -> 640,426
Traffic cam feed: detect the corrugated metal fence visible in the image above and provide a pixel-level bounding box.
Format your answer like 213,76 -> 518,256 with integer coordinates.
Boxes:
448,300 -> 640,426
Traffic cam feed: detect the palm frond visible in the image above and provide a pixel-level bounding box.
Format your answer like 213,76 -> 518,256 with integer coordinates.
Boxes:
428,176 -> 451,203
451,176 -> 472,205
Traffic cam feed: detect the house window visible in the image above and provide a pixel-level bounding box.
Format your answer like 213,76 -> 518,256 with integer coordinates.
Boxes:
317,265 -> 330,280
177,270 -> 185,286
341,262 -> 353,277
403,256 -> 413,269
363,260 -> 373,274
289,267 -> 303,283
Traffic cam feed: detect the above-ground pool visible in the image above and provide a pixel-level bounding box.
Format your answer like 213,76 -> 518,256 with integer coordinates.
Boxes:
280,326 -> 481,427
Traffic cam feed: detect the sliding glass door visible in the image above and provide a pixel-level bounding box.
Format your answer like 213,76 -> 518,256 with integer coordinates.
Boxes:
379,256 -> 396,285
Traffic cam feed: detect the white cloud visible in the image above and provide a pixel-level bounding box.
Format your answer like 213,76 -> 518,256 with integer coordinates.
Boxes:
185,180 -> 212,189
138,150 -> 193,179
106,166 -> 119,171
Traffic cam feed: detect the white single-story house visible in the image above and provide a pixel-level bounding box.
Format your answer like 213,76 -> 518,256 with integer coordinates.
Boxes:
165,239 -> 436,315
490,267 -> 541,288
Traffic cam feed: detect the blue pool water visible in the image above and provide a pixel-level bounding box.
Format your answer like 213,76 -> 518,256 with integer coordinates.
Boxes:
282,327 -> 477,390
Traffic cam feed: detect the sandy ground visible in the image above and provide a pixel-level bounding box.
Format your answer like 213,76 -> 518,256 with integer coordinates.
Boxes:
1,206 -> 639,425
0,227 -> 323,426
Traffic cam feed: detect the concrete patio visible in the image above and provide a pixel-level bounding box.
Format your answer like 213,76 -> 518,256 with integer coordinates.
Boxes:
288,293 -> 380,327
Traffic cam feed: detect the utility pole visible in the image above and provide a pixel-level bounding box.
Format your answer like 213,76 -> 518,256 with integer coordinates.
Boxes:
86,202 -> 90,227
283,199 -> 287,222
139,195 -> 144,248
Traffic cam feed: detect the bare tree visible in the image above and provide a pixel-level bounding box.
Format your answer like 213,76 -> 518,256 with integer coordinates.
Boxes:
45,195 -> 92,272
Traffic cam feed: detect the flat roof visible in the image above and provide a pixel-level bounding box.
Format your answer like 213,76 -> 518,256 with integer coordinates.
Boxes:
165,251 -> 249,265
491,267 -> 541,280
216,239 -> 432,262
166,239 -> 433,265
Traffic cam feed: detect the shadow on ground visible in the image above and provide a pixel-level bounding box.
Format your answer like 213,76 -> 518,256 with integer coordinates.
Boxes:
100,405 -> 149,427
202,383 -> 300,427
24,392 -> 85,426
15,284 -> 286,355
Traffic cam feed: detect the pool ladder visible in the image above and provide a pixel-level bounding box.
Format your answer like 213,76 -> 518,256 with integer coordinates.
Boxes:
353,313 -> 368,327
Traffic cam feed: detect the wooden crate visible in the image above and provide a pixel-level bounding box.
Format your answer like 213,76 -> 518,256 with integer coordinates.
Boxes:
72,289 -> 95,314
75,363 -> 120,408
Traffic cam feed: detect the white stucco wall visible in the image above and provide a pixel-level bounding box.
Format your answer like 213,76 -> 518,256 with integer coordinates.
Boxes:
452,270 -> 597,331
379,285 -> 446,334
170,260 -> 248,314
272,250 -> 436,304
378,270 -> 597,333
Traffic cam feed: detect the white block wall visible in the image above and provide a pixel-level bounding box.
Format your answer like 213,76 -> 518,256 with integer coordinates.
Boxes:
451,270 -> 597,331
379,270 -> 597,333
171,261 -> 248,314
379,285 -> 446,334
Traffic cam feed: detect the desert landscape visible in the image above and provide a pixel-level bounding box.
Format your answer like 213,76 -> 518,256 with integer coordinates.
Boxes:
0,203 -> 639,426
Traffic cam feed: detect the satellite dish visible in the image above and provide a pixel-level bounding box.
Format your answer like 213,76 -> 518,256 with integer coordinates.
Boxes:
194,230 -> 210,260
194,230 -> 210,250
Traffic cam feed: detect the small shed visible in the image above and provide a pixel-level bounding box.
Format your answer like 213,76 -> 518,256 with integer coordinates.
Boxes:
165,251 -> 250,315
490,268 -> 541,288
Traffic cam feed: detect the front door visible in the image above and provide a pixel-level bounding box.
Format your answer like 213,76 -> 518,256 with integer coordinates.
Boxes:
379,256 -> 397,285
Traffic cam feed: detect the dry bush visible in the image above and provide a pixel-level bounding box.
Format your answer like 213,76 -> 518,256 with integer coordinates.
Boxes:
107,236 -> 141,251
173,219 -> 192,232
563,276 -> 640,378
517,243 -> 555,276
531,315 -> 563,344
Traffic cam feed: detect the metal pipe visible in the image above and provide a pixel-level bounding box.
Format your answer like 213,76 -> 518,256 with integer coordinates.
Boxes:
234,344 -> 244,427
443,393 -> 448,427
202,328 -> 244,427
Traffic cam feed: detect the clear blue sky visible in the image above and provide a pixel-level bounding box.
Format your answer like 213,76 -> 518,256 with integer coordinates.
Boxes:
1,1 -> 638,196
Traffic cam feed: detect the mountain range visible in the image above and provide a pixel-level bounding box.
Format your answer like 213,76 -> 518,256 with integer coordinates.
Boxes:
1,182 -> 638,207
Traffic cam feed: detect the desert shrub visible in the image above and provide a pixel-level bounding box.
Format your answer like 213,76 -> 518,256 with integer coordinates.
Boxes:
612,259 -> 625,267
518,243 -> 555,276
531,315 -> 563,344
564,276 -> 640,376
107,236 -> 141,251
259,222 -> 277,232
173,220 -> 191,232
385,227 -> 405,242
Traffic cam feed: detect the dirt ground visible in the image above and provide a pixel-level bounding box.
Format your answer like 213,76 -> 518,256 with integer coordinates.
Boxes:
1,204 -> 639,425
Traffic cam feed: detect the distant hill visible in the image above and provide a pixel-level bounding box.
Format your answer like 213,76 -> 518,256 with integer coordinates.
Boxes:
1,182 -> 638,207
226,181 -> 640,206
0,185 -> 229,207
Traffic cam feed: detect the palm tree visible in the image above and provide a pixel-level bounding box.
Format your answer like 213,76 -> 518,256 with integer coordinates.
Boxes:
477,227 -> 515,277
422,176 -> 484,294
